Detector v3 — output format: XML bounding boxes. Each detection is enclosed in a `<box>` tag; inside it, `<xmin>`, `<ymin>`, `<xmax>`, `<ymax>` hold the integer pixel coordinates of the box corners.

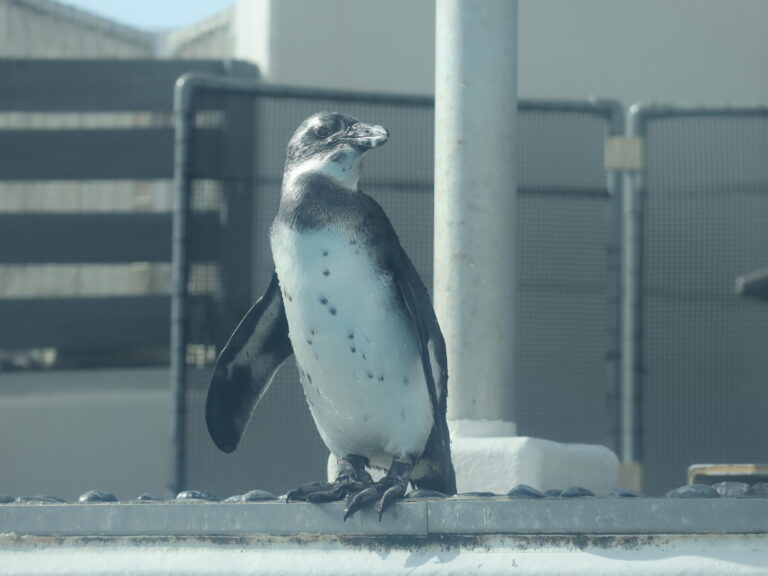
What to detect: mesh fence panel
<box><xmin>640</xmin><ymin>110</ymin><xmax>768</xmax><ymax>495</ymax></box>
<box><xmin>180</xmin><ymin>87</ymin><xmax>619</xmax><ymax>497</ymax></box>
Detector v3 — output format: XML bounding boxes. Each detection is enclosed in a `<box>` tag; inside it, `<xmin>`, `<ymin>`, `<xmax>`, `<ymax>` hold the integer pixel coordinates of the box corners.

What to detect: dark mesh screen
<box><xmin>640</xmin><ymin>112</ymin><xmax>768</xmax><ymax>495</ymax></box>
<box><xmin>180</xmin><ymin>88</ymin><xmax>619</xmax><ymax>497</ymax></box>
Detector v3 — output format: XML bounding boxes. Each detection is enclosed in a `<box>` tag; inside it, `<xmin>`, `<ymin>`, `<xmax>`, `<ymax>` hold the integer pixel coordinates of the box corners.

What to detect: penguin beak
<box><xmin>344</xmin><ymin>123</ymin><xmax>389</xmax><ymax>150</ymax></box>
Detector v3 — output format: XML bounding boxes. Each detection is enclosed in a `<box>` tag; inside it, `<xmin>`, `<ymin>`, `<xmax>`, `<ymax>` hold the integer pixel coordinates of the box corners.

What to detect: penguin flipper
<box><xmin>206</xmin><ymin>271</ymin><xmax>293</xmax><ymax>453</ymax></box>
<box><xmin>392</xmin><ymin>248</ymin><xmax>457</xmax><ymax>495</ymax></box>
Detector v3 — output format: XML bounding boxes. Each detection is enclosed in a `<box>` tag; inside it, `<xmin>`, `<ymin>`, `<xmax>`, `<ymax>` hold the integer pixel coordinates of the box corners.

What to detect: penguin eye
<box><xmin>314</xmin><ymin>126</ymin><xmax>332</xmax><ymax>139</ymax></box>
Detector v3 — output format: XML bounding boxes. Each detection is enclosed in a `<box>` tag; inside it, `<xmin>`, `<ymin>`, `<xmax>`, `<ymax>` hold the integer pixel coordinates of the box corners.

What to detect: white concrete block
<box><xmin>450</xmin><ymin>419</ymin><xmax>619</xmax><ymax>496</ymax></box>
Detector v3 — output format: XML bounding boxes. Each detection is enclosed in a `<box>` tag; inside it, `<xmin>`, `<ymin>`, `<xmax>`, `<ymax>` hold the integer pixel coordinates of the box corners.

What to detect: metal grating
<box><xmin>176</xmin><ymin>81</ymin><xmax>620</xmax><ymax>496</ymax></box>
<box><xmin>638</xmin><ymin>109</ymin><xmax>768</xmax><ymax>495</ymax></box>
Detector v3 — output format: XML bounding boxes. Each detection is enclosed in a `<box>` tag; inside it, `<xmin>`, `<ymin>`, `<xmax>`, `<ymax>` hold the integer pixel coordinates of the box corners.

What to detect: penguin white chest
<box><xmin>270</xmin><ymin>223</ymin><xmax>433</xmax><ymax>466</ymax></box>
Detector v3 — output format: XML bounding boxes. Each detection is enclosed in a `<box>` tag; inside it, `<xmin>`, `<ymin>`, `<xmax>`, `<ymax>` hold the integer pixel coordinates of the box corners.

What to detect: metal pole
<box><xmin>169</xmin><ymin>77</ymin><xmax>194</xmax><ymax>495</ymax></box>
<box><xmin>620</xmin><ymin>106</ymin><xmax>645</xmax><ymax>465</ymax></box>
<box><xmin>435</xmin><ymin>0</ymin><xmax>518</xmax><ymax>423</ymax></box>
<box><xmin>605</xmin><ymin>102</ymin><xmax>624</xmax><ymax>456</ymax></box>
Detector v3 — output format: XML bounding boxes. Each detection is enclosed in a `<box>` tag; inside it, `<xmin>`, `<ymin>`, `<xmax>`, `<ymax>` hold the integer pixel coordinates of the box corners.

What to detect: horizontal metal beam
<box><xmin>176</xmin><ymin>72</ymin><xmax>622</xmax><ymax>118</ymax></box>
<box><xmin>0</xmin><ymin>60</ymin><xmax>258</xmax><ymax>112</ymax></box>
<box><xmin>0</xmin><ymin>129</ymin><xmax>174</xmax><ymax>180</ymax></box>
<box><xmin>0</xmin><ymin>212</ymin><xmax>219</xmax><ymax>264</ymax></box>
<box><xmin>0</xmin><ymin>128</ymin><xmax>227</xmax><ymax>181</ymax></box>
<box><xmin>0</xmin><ymin>296</ymin><xmax>171</xmax><ymax>349</ymax></box>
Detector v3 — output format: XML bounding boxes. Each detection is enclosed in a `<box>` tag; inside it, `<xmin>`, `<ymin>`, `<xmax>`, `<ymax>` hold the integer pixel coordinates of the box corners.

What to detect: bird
<box><xmin>205</xmin><ymin>111</ymin><xmax>456</xmax><ymax>519</ymax></box>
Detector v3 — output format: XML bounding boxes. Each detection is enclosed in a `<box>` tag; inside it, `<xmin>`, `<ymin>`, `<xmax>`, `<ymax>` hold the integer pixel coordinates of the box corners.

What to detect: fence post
<box><xmin>620</xmin><ymin>105</ymin><xmax>646</xmax><ymax>484</ymax></box>
<box><xmin>170</xmin><ymin>76</ymin><xmax>195</xmax><ymax>496</ymax></box>
<box><xmin>434</xmin><ymin>0</ymin><xmax>518</xmax><ymax>425</ymax></box>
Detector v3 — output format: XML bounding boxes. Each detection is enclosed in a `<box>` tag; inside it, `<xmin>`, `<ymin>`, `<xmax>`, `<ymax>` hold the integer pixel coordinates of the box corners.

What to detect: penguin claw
<box><xmin>374</xmin><ymin>483</ymin><xmax>407</xmax><ymax>521</ymax></box>
<box><xmin>344</xmin><ymin>477</ymin><xmax>408</xmax><ymax>521</ymax></box>
<box><xmin>343</xmin><ymin>486</ymin><xmax>379</xmax><ymax>521</ymax></box>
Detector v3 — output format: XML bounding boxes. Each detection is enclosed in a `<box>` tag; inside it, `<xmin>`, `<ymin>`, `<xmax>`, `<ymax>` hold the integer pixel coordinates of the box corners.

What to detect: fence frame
<box><xmin>172</xmin><ymin>73</ymin><xmax>623</xmax><ymax>494</ymax></box>
<box><xmin>621</xmin><ymin>103</ymin><xmax>768</xmax><ymax>484</ymax></box>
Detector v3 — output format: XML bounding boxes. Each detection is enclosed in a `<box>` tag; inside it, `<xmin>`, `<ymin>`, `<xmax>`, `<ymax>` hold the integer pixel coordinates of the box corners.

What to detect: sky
<box><xmin>59</xmin><ymin>0</ymin><xmax>234</xmax><ymax>31</ymax></box>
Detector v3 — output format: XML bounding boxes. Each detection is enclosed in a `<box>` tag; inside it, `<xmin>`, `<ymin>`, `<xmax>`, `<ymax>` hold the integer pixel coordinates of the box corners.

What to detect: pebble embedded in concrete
<box><xmin>507</xmin><ymin>484</ymin><xmax>545</xmax><ymax>499</ymax></box>
<box><xmin>79</xmin><ymin>490</ymin><xmax>117</xmax><ymax>503</ymax></box>
<box><xmin>610</xmin><ymin>488</ymin><xmax>645</xmax><ymax>498</ymax></box>
<box><xmin>14</xmin><ymin>495</ymin><xmax>64</xmax><ymax>504</ymax></box>
<box><xmin>748</xmin><ymin>482</ymin><xmax>768</xmax><ymax>497</ymax></box>
<box><xmin>239</xmin><ymin>490</ymin><xmax>279</xmax><ymax>502</ymax></box>
<box><xmin>713</xmin><ymin>481</ymin><xmax>750</xmax><ymax>498</ymax></box>
<box><xmin>560</xmin><ymin>486</ymin><xmax>595</xmax><ymax>498</ymax></box>
<box><xmin>135</xmin><ymin>493</ymin><xmax>165</xmax><ymax>502</ymax></box>
<box><xmin>176</xmin><ymin>490</ymin><xmax>219</xmax><ymax>502</ymax></box>
<box><xmin>666</xmin><ymin>484</ymin><xmax>719</xmax><ymax>499</ymax></box>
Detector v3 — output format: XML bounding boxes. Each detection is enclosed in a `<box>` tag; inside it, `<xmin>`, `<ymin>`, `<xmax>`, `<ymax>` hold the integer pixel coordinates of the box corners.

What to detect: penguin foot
<box><xmin>286</xmin><ymin>455</ymin><xmax>372</xmax><ymax>503</ymax></box>
<box><xmin>286</xmin><ymin>479</ymin><xmax>369</xmax><ymax>503</ymax></box>
<box><xmin>343</xmin><ymin>476</ymin><xmax>408</xmax><ymax>521</ymax></box>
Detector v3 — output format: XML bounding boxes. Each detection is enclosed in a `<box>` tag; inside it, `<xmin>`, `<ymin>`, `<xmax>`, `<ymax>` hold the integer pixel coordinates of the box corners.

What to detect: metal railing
<box><xmin>172</xmin><ymin>75</ymin><xmax>622</xmax><ymax>495</ymax></box>
<box><xmin>622</xmin><ymin>104</ymin><xmax>768</xmax><ymax>494</ymax></box>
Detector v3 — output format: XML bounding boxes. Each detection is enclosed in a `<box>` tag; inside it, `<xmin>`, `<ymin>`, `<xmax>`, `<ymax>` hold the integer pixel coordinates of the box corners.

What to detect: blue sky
<box><xmin>59</xmin><ymin>0</ymin><xmax>234</xmax><ymax>31</ymax></box>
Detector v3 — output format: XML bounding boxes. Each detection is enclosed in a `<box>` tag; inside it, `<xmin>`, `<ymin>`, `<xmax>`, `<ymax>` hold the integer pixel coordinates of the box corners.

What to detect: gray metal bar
<box><xmin>0</xmin><ymin>213</ymin><xmax>217</xmax><ymax>264</ymax></box>
<box><xmin>0</xmin><ymin>129</ymin><xmax>174</xmax><ymax>181</ymax></box>
<box><xmin>170</xmin><ymin>79</ymin><xmax>194</xmax><ymax>496</ymax></box>
<box><xmin>174</xmin><ymin>72</ymin><xmax>624</xmax><ymax>117</ymax></box>
<box><xmin>0</xmin><ymin>296</ymin><xmax>172</xmax><ymax>349</ymax></box>
<box><xmin>620</xmin><ymin>102</ymin><xmax>768</xmax><ymax>121</ymax></box>
<box><xmin>0</xmin><ymin>60</ymin><xmax>258</xmax><ymax>112</ymax></box>
<box><xmin>619</xmin><ymin>104</ymin><xmax>647</xmax><ymax>464</ymax></box>
<box><xmin>604</xmin><ymin>101</ymin><xmax>625</xmax><ymax>455</ymax></box>
<box><xmin>0</xmin><ymin>128</ymin><xmax>233</xmax><ymax>181</ymax></box>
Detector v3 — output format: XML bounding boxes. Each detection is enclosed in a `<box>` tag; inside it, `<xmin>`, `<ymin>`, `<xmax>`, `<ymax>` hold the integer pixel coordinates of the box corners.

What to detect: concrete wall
<box><xmin>166</xmin><ymin>8</ymin><xmax>234</xmax><ymax>59</ymax></box>
<box><xmin>234</xmin><ymin>0</ymin><xmax>768</xmax><ymax>105</ymax></box>
<box><xmin>235</xmin><ymin>0</ymin><xmax>436</xmax><ymax>95</ymax></box>
<box><xmin>518</xmin><ymin>0</ymin><xmax>768</xmax><ymax>106</ymax></box>
<box><xmin>0</xmin><ymin>369</ymin><xmax>170</xmax><ymax>501</ymax></box>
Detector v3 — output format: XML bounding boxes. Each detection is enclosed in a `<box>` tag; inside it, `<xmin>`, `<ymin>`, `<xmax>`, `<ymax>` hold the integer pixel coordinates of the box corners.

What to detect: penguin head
<box><xmin>283</xmin><ymin>111</ymin><xmax>389</xmax><ymax>192</ymax></box>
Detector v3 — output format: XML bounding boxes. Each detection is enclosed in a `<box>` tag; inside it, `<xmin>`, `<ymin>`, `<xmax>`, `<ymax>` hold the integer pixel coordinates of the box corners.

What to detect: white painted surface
<box><xmin>234</xmin><ymin>0</ymin><xmax>272</xmax><ymax>75</ymax></box>
<box><xmin>0</xmin><ymin>369</ymin><xmax>170</xmax><ymax>500</ymax></box>
<box><xmin>2</xmin><ymin>534</ymin><xmax>767</xmax><ymax>575</ymax></box>
<box><xmin>450</xmin><ymin>434</ymin><xmax>619</xmax><ymax>496</ymax></box>
<box><xmin>434</xmin><ymin>0</ymin><xmax>518</xmax><ymax>423</ymax></box>
<box><xmin>234</xmin><ymin>0</ymin><xmax>436</xmax><ymax>94</ymax></box>
<box><xmin>232</xmin><ymin>0</ymin><xmax>768</xmax><ymax>105</ymax></box>
<box><xmin>518</xmin><ymin>0</ymin><xmax>768</xmax><ymax>106</ymax></box>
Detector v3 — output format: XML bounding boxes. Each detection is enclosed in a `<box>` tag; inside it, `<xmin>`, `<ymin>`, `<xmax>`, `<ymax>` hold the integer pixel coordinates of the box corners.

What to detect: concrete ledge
<box><xmin>2</xmin><ymin>500</ymin><xmax>768</xmax><ymax>576</ymax></box>
<box><xmin>2</xmin><ymin>498</ymin><xmax>768</xmax><ymax>537</ymax></box>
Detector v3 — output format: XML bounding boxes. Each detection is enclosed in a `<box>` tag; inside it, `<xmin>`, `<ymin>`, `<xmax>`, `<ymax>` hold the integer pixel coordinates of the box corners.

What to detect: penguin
<box><xmin>205</xmin><ymin>111</ymin><xmax>456</xmax><ymax>519</ymax></box>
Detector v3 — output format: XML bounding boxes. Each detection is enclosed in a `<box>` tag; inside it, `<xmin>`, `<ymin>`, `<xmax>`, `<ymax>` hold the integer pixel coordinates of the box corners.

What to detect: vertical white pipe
<box><xmin>435</xmin><ymin>0</ymin><xmax>518</xmax><ymax>423</ymax></box>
